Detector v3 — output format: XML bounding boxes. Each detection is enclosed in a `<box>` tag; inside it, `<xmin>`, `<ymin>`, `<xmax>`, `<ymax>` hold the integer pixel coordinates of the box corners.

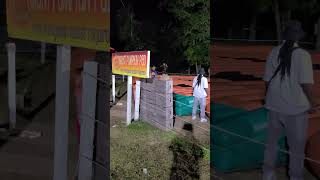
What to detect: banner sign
<box><xmin>6</xmin><ymin>0</ymin><xmax>110</xmax><ymax>51</ymax></box>
<box><xmin>112</xmin><ymin>51</ymin><xmax>150</xmax><ymax>78</ymax></box>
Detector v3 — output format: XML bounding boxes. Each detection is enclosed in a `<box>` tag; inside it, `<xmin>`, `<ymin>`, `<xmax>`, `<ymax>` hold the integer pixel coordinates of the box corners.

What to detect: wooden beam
<box><xmin>53</xmin><ymin>45</ymin><xmax>71</xmax><ymax>180</ymax></box>
<box><xmin>93</xmin><ymin>52</ymin><xmax>110</xmax><ymax>179</ymax></box>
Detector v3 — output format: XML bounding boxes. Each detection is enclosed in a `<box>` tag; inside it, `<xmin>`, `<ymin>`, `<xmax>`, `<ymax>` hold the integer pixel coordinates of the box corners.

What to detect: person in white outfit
<box><xmin>192</xmin><ymin>68</ymin><xmax>209</xmax><ymax>122</ymax></box>
<box><xmin>262</xmin><ymin>20</ymin><xmax>319</xmax><ymax>180</ymax></box>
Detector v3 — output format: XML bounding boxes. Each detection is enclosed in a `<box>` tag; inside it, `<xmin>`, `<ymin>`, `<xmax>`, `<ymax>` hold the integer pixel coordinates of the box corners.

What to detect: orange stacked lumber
<box><xmin>305</xmin><ymin>132</ymin><xmax>320</xmax><ymax>179</ymax></box>
<box><xmin>213</xmin><ymin>89</ymin><xmax>264</xmax><ymax>99</ymax></box>
<box><xmin>211</xmin><ymin>43</ymin><xmax>320</xmax><ymax>138</ymax></box>
<box><xmin>308</xmin><ymin>118</ymin><xmax>320</xmax><ymax>139</ymax></box>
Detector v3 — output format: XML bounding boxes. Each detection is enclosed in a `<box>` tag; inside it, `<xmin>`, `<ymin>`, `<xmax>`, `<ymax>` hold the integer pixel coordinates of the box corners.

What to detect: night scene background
<box><xmin>211</xmin><ymin>0</ymin><xmax>320</xmax><ymax>179</ymax></box>
<box><xmin>212</xmin><ymin>0</ymin><xmax>320</xmax><ymax>49</ymax></box>
<box><xmin>111</xmin><ymin>0</ymin><xmax>210</xmax><ymax>74</ymax></box>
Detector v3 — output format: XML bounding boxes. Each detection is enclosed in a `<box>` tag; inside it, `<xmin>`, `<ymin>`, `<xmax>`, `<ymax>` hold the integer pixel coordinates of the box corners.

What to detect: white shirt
<box><xmin>263</xmin><ymin>42</ymin><xmax>314</xmax><ymax>115</ymax></box>
<box><xmin>193</xmin><ymin>75</ymin><xmax>209</xmax><ymax>98</ymax></box>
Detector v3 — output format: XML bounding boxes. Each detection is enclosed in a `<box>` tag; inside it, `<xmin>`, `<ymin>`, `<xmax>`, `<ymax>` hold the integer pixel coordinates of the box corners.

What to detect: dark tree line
<box><xmin>212</xmin><ymin>0</ymin><xmax>320</xmax><ymax>49</ymax></box>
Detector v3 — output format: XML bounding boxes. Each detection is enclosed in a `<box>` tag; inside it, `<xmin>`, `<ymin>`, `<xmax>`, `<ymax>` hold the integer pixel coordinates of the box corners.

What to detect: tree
<box><xmin>246</xmin><ymin>0</ymin><xmax>272</xmax><ymax>40</ymax></box>
<box><xmin>272</xmin><ymin>0</ymin><xmax>319</xmax><ymax>42</ymax></box>
<box><xmin>114</xmin><ymin>3</ymin><xmax>145</xmax><ymax>51</ymax></box>
<box><xmin>167</xmin><ymin>0</ymin><xmax>210</xmax><ymax>72</ymax></box>
<box><xmin>273</xmin><ymin>0</ymin><xmax>282</xmax><ymax>42</ymax></box>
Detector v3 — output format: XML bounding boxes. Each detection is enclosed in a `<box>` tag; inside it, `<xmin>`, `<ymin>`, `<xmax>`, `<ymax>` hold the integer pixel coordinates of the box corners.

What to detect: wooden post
<box><xmin>78</xmin><ymin>61</ymin><xmax>98</xmax><ymax>180</ymax></box>
<box><xmin>53</xmin><ymin>45</ymin><xmax>71</xmax><ymax>180</ymax></box>
<box><xmin>127</xmin><ymin>76</ymin><xmax>133</xmax><ymax>125</ymax></box>
<box><xmin>93</xmin><ymin>52</ymin><xmax>110</xmax><ymax>179</ymax></box>
<box><xmin>6</xmin><ymin>43</ymin><xmax>16</xmax><ymax>129</ymax></box>
<box><xmin>134</xmin><ymin>81</ymin><xmax>141</xmax><ymax>121</ymax></box>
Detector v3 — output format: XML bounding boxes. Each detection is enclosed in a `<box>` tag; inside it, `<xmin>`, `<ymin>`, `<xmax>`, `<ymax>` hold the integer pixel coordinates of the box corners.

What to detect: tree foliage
<box><xmin>167</xmin><ymin>0</ymin><xmax>210</xmax><ymax>67</ymax></box>
<box><xmin>114</xmin><ymin>4</ymin><xmax>145</xmax><ymax>51</ymax></box>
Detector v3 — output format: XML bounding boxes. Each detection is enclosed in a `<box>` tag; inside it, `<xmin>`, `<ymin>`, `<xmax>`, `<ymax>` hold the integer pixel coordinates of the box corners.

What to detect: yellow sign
<box><xmin>112</xmin><ymin>51</ymin><xmax>150</xmax><ymax>78</ymax></box>
<box><xmin>6</xmin><ymin>0</ymin><xmax>110</xmax><ymax>51</ymax></box>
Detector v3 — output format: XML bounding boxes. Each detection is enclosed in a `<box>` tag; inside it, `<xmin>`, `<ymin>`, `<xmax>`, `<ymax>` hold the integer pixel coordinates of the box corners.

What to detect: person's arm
<box><xmin>301</xmin><ymin>84</ymin><xmax>314</xmax><ymax>104</ymax></box>
<box><xmin>204</xmin><ymin>78</ymin><xmax>209</xmax><ymax>95</ymax></box>
<box><xmin>299</xmin><ymin>52</ymin><xmax>318</xmax><ymax>112</ymax></box>
<box><xmin>204</xmin><ymin>88</ymin><xmax>209</xmax><ymax>96</ymax></box>
<box><xmin>301</xmin><ymin>84</ymin><xmax>318</xmax><ymax>112</ymax></box>
<box><xmin>263</xmin><ymin>48</ymin><xmax>276</xmax><ymax>97</ymax></box>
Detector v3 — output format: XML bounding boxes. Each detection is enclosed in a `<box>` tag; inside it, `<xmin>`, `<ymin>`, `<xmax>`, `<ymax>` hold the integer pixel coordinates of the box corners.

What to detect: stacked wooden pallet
<box><xmin>140</xmin><ymin>79</ymin><xmax>173</xmax><ymax>131</ymax></box>
<box><xmin>134</xmin><ymin>75</ymin><xmax>211</xmax><ymax>116</ymax></box>
<box><xmin>211</xmin><ymin>44</ymin><xmax>320</xmax><ymax>138</ymax></box>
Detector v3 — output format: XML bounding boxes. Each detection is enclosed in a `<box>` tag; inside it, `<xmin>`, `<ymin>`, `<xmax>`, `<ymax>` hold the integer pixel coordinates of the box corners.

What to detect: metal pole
<box><xmin>127</xmin><ymin>76</ymin><xmax>132</xmax><ymax>125</ymax></box>
<box><xmin>134</xmin><ymin>81</ymin><xmax>141</xmax><ymax>121</ymax></box>
<box><xmin>112</xmin><ymin>75</ymin><xmax>116</xmax><ymax>102</ymax></box>
<box><xmin>78</xmin><ymin>61</ymin><xmax>98</xmax><ymax>180</ymax></box>
<box><xmin>53</xmin><ymin>45</ymin><xmax>71</xmax><ymax>180</ymax></box>
<box><xmin>6</xmin><ymin>43</ymin><xmax>16</xmax><ymax>130</ymax></box>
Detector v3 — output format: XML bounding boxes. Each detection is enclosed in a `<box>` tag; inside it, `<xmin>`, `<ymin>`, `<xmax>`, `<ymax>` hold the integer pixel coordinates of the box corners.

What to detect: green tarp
<box><xmin>212</xmin><ymin>140</ymin><xmax>287</xmax><ymax>172</ymax></box>
<box><xmin>211</xmin><ymin>103</ymin><xmax>246</xmax><ymax>123</ymax></box>
<box><xmin>174</xmin><ymin>94</ymin><xmax>199</xmax><ymax>116</ymax></box>
<box><xmin>213</xmin><ymin>108</ymin><xmax>268</xmax><ymax>146</ymax></box>
<box><xmin>210</xmin><ymin>104</ymin><xmax>289</xmax><ymax>173</ymax></box>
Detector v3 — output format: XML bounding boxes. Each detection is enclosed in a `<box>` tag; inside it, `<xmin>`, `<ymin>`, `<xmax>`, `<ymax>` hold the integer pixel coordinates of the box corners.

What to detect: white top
<box><xmin>263</xmin><ymin>42</ymin><xmax>314</xmax><ymax>115</ymax></box>
<box><xmin>192</xmin><ymin>76</ymin><xmax>209</xmax><ymax>98</ymax></box>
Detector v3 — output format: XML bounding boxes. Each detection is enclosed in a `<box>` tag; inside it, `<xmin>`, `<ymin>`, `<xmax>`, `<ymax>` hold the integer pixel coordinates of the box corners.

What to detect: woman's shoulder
<box><xmin>293</xmin><ymin>48</ymin><xmax>311</xmax><ymax>58</ymax></box>
<box><xmin>296</xmin><ymin>47</ymin><xmax>310</xmax><ymax>54</ymax></box>
<box><xmin>202</xmin><ymin>76</ymin><xmax>208</xmax><ymax>80</ymax></box>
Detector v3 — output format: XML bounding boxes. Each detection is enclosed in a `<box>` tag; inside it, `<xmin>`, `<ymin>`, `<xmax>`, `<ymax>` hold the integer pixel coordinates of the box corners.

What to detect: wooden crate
<box><xmin>154</xmin><ymin>79</ymin><xmax>173</xmax><ymax>94</ymax></box>
<box><xmin>155</xmin><ymin>93</ymin><xmax>173</xmax><ymax>108</ymax></box>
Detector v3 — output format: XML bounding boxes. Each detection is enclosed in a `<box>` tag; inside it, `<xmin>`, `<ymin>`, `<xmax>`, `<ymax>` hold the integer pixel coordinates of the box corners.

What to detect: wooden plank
<box><xmin>93</xmin><ymin>55</ymin><xmax>110</xmax><ymax>179</ymax></box>
<box><xmin>78</xmin><ymin>61</ymin><xmax>98</xmax><ymax>180</ymax></box>
<box><xmin>53</xmin><ymin>45</ymin><xmax>71</xmax><ymax>180</ymax></box>
<box><xmin>6</xmin><ymin>43</ymin><xmax>16</xmax><ymax>129</ymax></box>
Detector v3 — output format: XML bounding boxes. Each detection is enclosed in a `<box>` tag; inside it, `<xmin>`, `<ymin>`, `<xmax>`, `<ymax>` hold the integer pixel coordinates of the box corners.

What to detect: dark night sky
<box><xmin>0</xmin><ymin>0</ymin><xmax>6</xmax><ymax>31</ymax></box>
<box><xmin>212</xmin><ymin>1</ymin><xmax>276</xmax><ymax>39</ymax></box>
<box><xmin>0</xmin><ymin>0</ymin><xmax>7</xmax><ymax>46</ymax></box>
<box><xmin>211</xmin><ymin>0</ymin><xmax>319</xmax><ymax>43</ymax></box>
<box><xmin>0</xmin><ymin>0</ymin><xmax>5</xmax><ymax>22</ymax></box>
<box><xmin>111</xmin><ymin>0</ymin><xmax>191</xmax><ymax>71</ymax></box>
<box><xmin>111</xmin><ymin>0</ymin><xmax>171</xmax><ymax>50</ymax></box>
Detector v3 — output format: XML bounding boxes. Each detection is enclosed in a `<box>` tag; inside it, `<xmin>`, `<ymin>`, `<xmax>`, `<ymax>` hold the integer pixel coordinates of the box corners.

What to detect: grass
<box><xmin>111</xmin><ymin>121</ymin><xmax>210</xmax><ymax>179</ymax></box>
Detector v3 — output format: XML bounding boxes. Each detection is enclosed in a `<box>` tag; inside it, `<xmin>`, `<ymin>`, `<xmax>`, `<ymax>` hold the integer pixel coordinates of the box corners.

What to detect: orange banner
<box><xmin>6</xmin><ymin>0</ymin><xmax>110</xmax><ymax>51</ymax></box>
<box><xmin>112</xmin><ymin>51</ymin><xmax>150</xmax><ymax>78</ymax></box>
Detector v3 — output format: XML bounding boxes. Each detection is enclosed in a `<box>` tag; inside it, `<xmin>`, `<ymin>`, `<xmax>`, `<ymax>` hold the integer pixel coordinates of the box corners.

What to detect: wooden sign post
<box><xmin>53</xmin><ymin>45</ymin><xmax>71</xmax><ymax>180</ymax></box>
<box><xmin>6</xmin><ymin>43</ymin><xmax>16</xmax><ymax>130</ymax></box>
<box><xmin>112</xmin><ymin>51</ymin><xmax>150</xmax><ymax>125</ymax></box>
